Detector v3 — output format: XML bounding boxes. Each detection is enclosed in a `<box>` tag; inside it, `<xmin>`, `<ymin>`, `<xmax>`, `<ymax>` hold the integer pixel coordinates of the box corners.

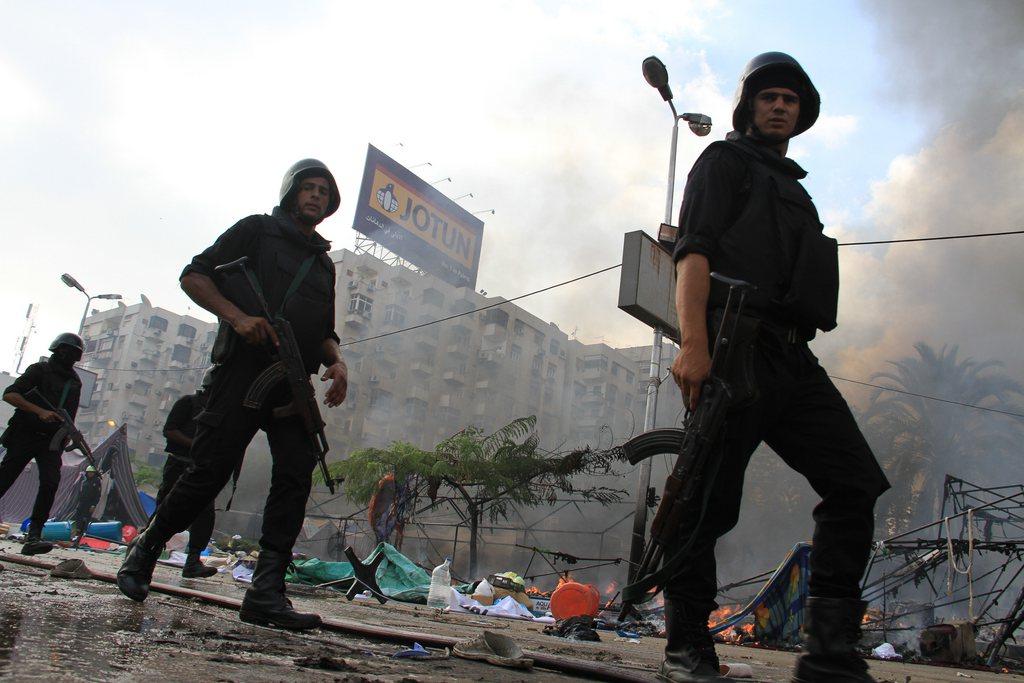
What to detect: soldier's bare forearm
<box><xmin>675</xmin><ymin>254</ymin><xmax>711</xmax><ymax>350</ymax></box>
<box><xmin>181</xmin><ymin>273</ymin><xmax>247</xmax><ymax>327</ymax></box>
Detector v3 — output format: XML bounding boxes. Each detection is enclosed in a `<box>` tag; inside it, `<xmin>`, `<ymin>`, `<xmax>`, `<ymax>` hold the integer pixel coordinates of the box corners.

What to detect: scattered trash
<box><xmin>872</xmin><ymin>642</ymin><xmax>902</xmax><ymax>660</ymax></box>
<box><xmin>453</xmin><ymin>630</ymin><xmax>533</xmax><ymax>670</ymax></box>
<box><xmin>615</xmin><ymin>628</ymin><xmax>640</xmax><ymax>639</ymax></box>
<box><xmin>472</xmin><ymin>578</ymin><xmax>495</xmax><ymax>606</ymax></box>
<box><xmin>720</xmin><ymin>662</ymin><xmax>754</xmax><ymax>678</ymax></box>
<box><xmin>392</xmin><ymin>642</ymin><xmax>450</xmax><ymax>660</ymax></box>
<box><xmin>550</xmin><ymin>580</ymin><xmax>600</xmax><ymax>619</ymax></box>
<box><xmin>543</xmin><ymin>616</ymin><xmax>601</xmax><ymax>642</ymax></box>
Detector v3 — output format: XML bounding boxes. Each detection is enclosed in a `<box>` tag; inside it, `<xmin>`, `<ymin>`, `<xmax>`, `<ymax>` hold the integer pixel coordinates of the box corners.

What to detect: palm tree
<box><xmin>862</xmin><ymin>343</ymin><xmax>1024</xmax><ymax>533</ymax></box>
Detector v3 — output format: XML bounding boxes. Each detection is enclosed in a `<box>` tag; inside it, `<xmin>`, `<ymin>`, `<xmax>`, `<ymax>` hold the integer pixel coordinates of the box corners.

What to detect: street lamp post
<box><xmin>627</xmin><ymin>57</ymin><xmax>712</xmax><ymax>579</ymax></box>
<box><xmin>61</xmin><ymin>273</ymin><xmax>123</xmax><ymax>336</ymax></box>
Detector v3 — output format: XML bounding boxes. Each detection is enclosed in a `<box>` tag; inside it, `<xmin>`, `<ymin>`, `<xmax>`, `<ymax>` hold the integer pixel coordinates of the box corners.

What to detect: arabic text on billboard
<box><xmin>353</xmin><ymin>144</ymin><xmax>484</xmax><ymax>289</ymax></box>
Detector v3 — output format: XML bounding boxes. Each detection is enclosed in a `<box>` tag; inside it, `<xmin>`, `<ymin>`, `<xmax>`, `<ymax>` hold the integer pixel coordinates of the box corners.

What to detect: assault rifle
<box><xmin>215</xmin><ymin>256</ymin><xmax>335</xmax><ymax>495</ymax></box>
<box><xmin>25</xmin><ymin>387</ymin><xmax>100</xmax><ymax>472</ymax></box>
<box><xmin>619</xmin><ymin>273</ymin><xmax>754</xmax><ymax>619</ymax></box>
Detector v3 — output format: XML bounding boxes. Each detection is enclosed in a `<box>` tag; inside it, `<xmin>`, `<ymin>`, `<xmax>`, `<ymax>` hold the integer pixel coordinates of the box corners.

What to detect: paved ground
<box><xmin>0</xmin><ymin>540</ymin><xmax>1021</xmax><ymax>682</ymax></box>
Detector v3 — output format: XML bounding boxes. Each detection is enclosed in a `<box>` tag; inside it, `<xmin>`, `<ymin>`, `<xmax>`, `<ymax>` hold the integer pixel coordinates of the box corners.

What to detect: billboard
<box><xmin>353</xmin><ymin>144</ymin><xmax>485</xmax><ymax>289</ymax></box>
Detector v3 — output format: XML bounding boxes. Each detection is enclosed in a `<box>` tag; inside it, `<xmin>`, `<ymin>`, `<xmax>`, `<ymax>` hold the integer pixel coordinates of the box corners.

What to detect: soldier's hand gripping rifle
<box><xmin>214</xmin><ymin>256</ymin><xmax>335</xmax><ymax>495</ymax></box>
<box><xmin>619</xmin><ymin>273</ymin><xmax>754</xmax><ymax>619</ymax></box>
<box><xmin>25</xmin><ymin>387</ymin><xmax>100</xmax><ymax>473</ymax></box>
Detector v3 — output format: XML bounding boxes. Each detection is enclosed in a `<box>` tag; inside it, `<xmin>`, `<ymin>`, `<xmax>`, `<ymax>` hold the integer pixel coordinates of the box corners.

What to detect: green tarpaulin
<box><xmin>286</xmin><ymin>542</ymin><xmax>440</xmax><ymax>603</ymax></box>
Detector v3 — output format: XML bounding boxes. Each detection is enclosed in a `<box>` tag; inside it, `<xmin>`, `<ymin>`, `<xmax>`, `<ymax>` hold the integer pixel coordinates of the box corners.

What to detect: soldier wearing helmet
<box><xmin>117</xmin><ymin>160</ymin><xmax>348</xmax><ymax>631</ymax></box>
<box><xmin>665</xmin><ymin>53</ymin><xmax>888</xmax><ymax>682</ymax></box>
<box><xmin>153</xmin><ymin>370</ymin><xmax>219</xmax><ymax>578</ymax></box>
<box><xmin>71</xmin><ymin>464</ymin><xmax>102</xmax><ymax>549</ymax></box>
<box><xmin>0</xmin><ymin>333</ymin><xmax>84</xmax><ymax>556</ymax></box>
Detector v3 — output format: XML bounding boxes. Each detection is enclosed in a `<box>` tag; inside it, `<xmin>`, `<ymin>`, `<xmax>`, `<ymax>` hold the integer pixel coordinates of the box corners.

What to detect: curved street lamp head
<box><xmin>642</xmin><ymin>56</ymin><xmax>673</xmax><ymax>102</ymax></box>
<box><xmin>95</xmin><ymin>294</ymin><xmax>123</xmax><ymax>301</ymax></box>
<box><xmin>61</xmin><ymin>273</ymin><xmax>87</xmax><ymax>294</ymax></box>
<box><xmin>681</xmin><ymin>112</ymin><xmax>713</xmax><ymax>137</ymax></box>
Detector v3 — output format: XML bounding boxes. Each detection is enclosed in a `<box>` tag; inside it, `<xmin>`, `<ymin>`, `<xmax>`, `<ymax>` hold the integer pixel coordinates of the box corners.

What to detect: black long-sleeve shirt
<box><xmin>4</xmin><ymin>358</ymin><xmax>82</xmax><ymax>437</ymax></box>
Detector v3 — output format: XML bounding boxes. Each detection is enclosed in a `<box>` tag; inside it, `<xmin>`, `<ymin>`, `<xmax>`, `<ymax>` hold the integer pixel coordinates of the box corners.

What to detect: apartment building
<box><xmin>327</xmin><ymin>248</ymin><xmax>659</xmax><ymax>455</ymax></box>
<box><xmin>76</xmin><ymin>299</ymin><xmax>217</xmax><ymax>465</ymax></box>
<box><xmin>71</xmin><ymin>248</ymin><xmax>680</xmax><ymax>472</ymax></box>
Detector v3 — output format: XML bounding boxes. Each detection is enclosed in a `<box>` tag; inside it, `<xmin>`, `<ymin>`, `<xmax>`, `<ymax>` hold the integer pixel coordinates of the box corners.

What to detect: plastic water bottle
<box><xmin>426</xmin><ymin>556</ymin><xmax>452</xmax><ymax>609</ymax></box>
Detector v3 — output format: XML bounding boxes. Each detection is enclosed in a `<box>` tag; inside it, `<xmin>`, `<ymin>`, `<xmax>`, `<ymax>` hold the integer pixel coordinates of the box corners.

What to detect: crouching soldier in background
<box><xmin>117</xmin><ymin>159</ymin><xmax>348</xmax><ymax>631</ymax></box>
<box><xmin>158</xmin><ymin>374</ymin><xmax>219</xmax><ymax>578</ymax></box>
<box><xmin>0</xmin><ymin>333</ymin><xmax>84</xmax><ymax>555</ymax></box>
<box><xmin>71</xmin><ymin>465</ymin><xmax>102</xmax><ymax>548</ymax></box>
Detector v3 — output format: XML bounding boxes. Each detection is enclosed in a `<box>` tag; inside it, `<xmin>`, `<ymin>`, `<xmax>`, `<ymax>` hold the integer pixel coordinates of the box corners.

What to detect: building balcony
<box><xmin>582</xmin><ymin>391</ymin><xmax>606</xmax><ymax>405</ymax></box>
<box><xmin>407</xmin><ymin>386</ymin><xmax>430</xmax><ymax>403</ymax></box>
<box><xmin>478</xmin><ymin>349</ymin><xmax>503</xmax><ymax>364</ymax></box>
<box><xmin>442</xmin><ymin>369</ymin><xmax>466</xmax><ymax>385</ymax></box>
<box><xmin>344</xmin><ymin>310</ymin><xmax>372</xmax><ymax>329</ymax></box>
<box><xmin>409</xmin><ymin>360</ymin><xmax>434</xmax><ymax>376</ymax></box>
<box><xmin>445</xmin><ymin>343</ymin><xmax>468</xmax><ymax>358</ymax></box>
<box><xmin>482</xmin><ymin>323</ymin><xmax>507</xmax><ymax>340</ymax></box>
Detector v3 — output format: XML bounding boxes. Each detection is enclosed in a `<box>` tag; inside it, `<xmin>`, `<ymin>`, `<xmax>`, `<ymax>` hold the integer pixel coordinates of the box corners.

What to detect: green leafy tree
<box><xmin>862</xmin><ymin>343</ymin><xmax>1024</xmax><ymax>533</ymax></box>
<box><xmin>328</xmin><ymin>416</ymin><xmax>624</xmax><ymax>577</ymax></box>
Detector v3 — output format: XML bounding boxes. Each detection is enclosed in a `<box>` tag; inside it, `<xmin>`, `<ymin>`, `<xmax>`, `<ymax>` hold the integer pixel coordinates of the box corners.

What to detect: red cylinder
<box><xmin>550</xmin><ymin>581</ymin><xmax>600</xmax><ymax>619</ymax></box>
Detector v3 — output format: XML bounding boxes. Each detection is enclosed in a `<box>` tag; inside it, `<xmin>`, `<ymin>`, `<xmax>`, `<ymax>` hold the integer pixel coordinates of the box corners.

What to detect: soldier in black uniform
<box><xmin>158</xmin><ymin>377</ymin><xmax>218</xmax><ymax>578</ymax></box>
<box><xmin>0</xmin><ymin>333</ymin><xmax>84</xmax><ymax>556</ymax></box>
<box><xmin>72</xmin><ymin>465</ymin><xmax>102</xmax><ymax>548</ymax></box>
<box><xmin>664</xmin><ymin>54</ymin><xmax>890</xmax><ymax>682</ymax></box>
<box><xmin>117</xmin><ymin>159</ymin><xmax>348</xmax><ymax>631</ymax></box>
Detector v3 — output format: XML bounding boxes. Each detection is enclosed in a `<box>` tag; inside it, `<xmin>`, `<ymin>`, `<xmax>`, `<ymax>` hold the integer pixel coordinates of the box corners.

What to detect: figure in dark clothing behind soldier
<box><xmin>0</xmin><ymin>333</ymin><xmax>84</xmax><ymax>556</ymax></box>
<box><xmin>117</xmin><ymin>159</ymin><xmax>348</xmax><ymax>631</ymax></box>
<box><xmin>663</xmin><ymin>53</ymin><xmax>890</xmax><ymax>682</ymax></box>
<box><xmin>72</xmin><ymin>465</ymin><xmax>102</xmax><ymax>548</ymax></box>
<box><xmin>158</xmin><ymin>376</ymin><xmax>218</xmax><ymax>578</ymax></box>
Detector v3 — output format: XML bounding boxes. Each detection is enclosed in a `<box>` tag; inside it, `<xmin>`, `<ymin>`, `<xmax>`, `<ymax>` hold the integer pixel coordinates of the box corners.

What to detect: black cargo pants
<box><xmin>664</xmin><ymin>330</ymin><xmax>891</xmax><ymax>615</ymax></box>
<box><xmin>156</xmin><ymin>455</ymin><xmax>216</xmax><ymax>554</ymax></box>
<box><xmin>0</xmin><ymin>431</ymin><xmax>62</xmax><ymax>533</ymax></box>
<box><xmin>148</xmin><ymin>347</ymin><xmax>317</xmax><ymax>554</ymax></box>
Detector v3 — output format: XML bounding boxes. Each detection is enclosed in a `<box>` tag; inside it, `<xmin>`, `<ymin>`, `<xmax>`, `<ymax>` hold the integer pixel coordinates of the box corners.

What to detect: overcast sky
<box><xmin>2</xmin><ymin>1</ymin><xmax>1021</xmax><ymax>404</ymax></box>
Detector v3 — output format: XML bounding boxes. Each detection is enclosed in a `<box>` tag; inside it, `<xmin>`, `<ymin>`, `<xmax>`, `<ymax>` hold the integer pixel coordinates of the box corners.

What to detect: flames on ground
<box><xmin>710</xmin><ymin>604</ymin><xmax>757</xmax><ymax>645</ymax></box>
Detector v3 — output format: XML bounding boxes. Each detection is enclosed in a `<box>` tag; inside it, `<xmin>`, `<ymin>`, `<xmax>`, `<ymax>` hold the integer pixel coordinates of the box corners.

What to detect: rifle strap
<box><xmin>279</xmin><ymin>255</ymin><xmax>316</xmax><ymax>315</ymax></box>
<box><xmin>58</xmin><ymin>380</ymin><xmax>72</xmax><ymax>410</ymax></box>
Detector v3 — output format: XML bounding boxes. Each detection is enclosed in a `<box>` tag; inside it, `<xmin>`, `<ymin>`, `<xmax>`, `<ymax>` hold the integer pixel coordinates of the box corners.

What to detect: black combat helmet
<box><xmin>732</xmin><ymin>52</ymin><xmax>820</xmax><ymax>137</ymax></box>
<box><xmin>279</xmin><ymin>159</ymin><xmax>341</xmax><ymax>219</ymax></box>
<box><xmin>49</xmin><ymin>332</ymin><xmax>84</xmax><ymax>353</ymax></box>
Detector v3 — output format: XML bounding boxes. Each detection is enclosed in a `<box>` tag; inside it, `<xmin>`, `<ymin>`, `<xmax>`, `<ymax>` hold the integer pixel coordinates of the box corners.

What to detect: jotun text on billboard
<box><xmin>353</xmin><ymin>144</ymin><xmax>485</xmax><ymax>289</ymax></box>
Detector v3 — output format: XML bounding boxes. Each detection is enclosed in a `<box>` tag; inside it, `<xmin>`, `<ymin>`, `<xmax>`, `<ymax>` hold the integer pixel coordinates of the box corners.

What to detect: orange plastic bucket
<box><xmin>549</xmin><ymin>581</ymin><xmax>600</xmax><ymax>619</ymax></box>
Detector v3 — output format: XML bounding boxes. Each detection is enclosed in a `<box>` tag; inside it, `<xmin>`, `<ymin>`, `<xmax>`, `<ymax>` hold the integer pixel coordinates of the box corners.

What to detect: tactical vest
<box><xmin>708</xmin><ymin>138</ymin><xmax>839</xmax><ymax>334</ymax></box>
<box><xmin>212</xmin><ymin>214</ymin><xmax>335</xmax><ymax>374</ymax></box>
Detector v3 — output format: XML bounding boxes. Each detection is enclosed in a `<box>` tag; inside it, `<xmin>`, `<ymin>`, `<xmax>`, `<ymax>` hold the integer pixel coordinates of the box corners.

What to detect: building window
<box><xmin>513</xmin><ymin>320</ymin><xmax>525</xmax><ymax>337</ymax></box>
<box><xmin>177</xmin><ymin>324</ymin><xmax>197</xmax><ymax>339</ymax></box>
<box><xmin>626</xmin><ymin>371</ymin><xmax>635</xmax><ymax>385</ymax></box>
<box><xmin>148</xmin><ymin>316</ymin><xmax>168</xmax><ymax>332</ymax></box>
<box><xmin>171</xmin><ymin>345</ymin><xmax>191</xmax><ymax>364</ymax></box>
<box><xmin>349</xmin><ymin>293</ymin><xmax>373</xmax><ymax>318</ymax></box>
<box><xmin>549</xmin><ymin>339</ymin><xmax>559</xmax><ymax>355</ymax></box>
<box><xmin>531</xmin><ymin>355</ymin><xmax>542</xmax><ymax>372</ymax></box>
<box><xmin>576</xmin><ymin>358</ymin><xmax>584</xmax><ymax>373</ymax></box>
<box><xmin>584</xmin><ymin>355</ymin><xmax>609</xmax><ymax>371</ymax></box>
<box><xmin>611</xmin><ymin>363</ymin><xmax>620</xmax><ymax>377</ymax></box>
<box><xmin>546</xmin><ymin>363</ymin><xmax>556</xmax><ymax>379</ymax></box>
<box><xmin>384</xmin><ymin>304</ymin><xmax>406</xmax><ymax>326</ymax></box>
<box><xmin>510</xmin><ymin>345</ymin><xmax>522</xmax><ymax>361</ymax></box>
<box><xmin>85</xmin><ymin>339</ymin><xmax>97</xmax><ymax>353</ymax></box>
<box><xmin>534</xmin><ymin>330</ymin><xmax>544</xmax><ymax>346</ymax></box>
<box><xmin>422</xmin><ymin>289</ymin><xmax>444</xmax><ymax>308</ymax></box>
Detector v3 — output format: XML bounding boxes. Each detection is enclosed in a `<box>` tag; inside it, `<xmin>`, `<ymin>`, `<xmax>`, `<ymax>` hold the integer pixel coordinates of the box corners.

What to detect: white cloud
<box><xmin>0</xmin><ymin>59</ymin><xmax>48</xmax><ymax>142</ymax></box>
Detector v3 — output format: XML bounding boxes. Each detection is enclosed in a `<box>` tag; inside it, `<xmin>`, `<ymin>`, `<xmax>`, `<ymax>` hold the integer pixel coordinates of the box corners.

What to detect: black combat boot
<box><xmin>115</xmin><ymin>527</ymin><xmax>165</xmax><ymax>602</ymax></box>
<box><xmin>21</xmin><ymin>522</ymin><xmax>54</xmax><ymax>556</ymax></box>
<box><xmin>792</xmin><ymin>597</ymin><xmax>875</xmax><ymax>682</ymax></box>
<box><xmin>658</xmin><ymin>600</ymin><xmax>724</xmax><ymax>682</ymax></box>
<box><xmin>181</xmin><ymin>551</ymin><xmax>218</xmax><ymax>578</ymax></box>
<box><xmin>239</xmin><ymin>549</ymin><xmax>321</xmax><ymax>631</ymax></box>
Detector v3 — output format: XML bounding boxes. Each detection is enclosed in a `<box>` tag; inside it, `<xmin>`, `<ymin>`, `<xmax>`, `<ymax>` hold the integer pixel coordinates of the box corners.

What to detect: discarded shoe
<box><xmin>453</xmin><ymin>631</ymin><xmax>533</xmax><ymax>670</ymax></box>
<box><xmin>50</xmin><ymin>559</ymin><xmax>92</xmax><ymax>579</ymax></box>
<box><xmin>21</xmin><ymin>536</ymin><xmax>54</xmax><ymax>556</ymax></box>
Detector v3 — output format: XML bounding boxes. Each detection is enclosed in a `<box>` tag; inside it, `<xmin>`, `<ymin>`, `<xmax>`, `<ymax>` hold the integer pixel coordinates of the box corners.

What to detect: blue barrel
<box><xmin>41</xmin><ymin>521</ymin><xmax>73</xmax><ymax>541</ymax></box>
<box><xmin>87</xmin><ymin>521</ymin><xmax>123</xmax><ymax>542</ymax></box>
